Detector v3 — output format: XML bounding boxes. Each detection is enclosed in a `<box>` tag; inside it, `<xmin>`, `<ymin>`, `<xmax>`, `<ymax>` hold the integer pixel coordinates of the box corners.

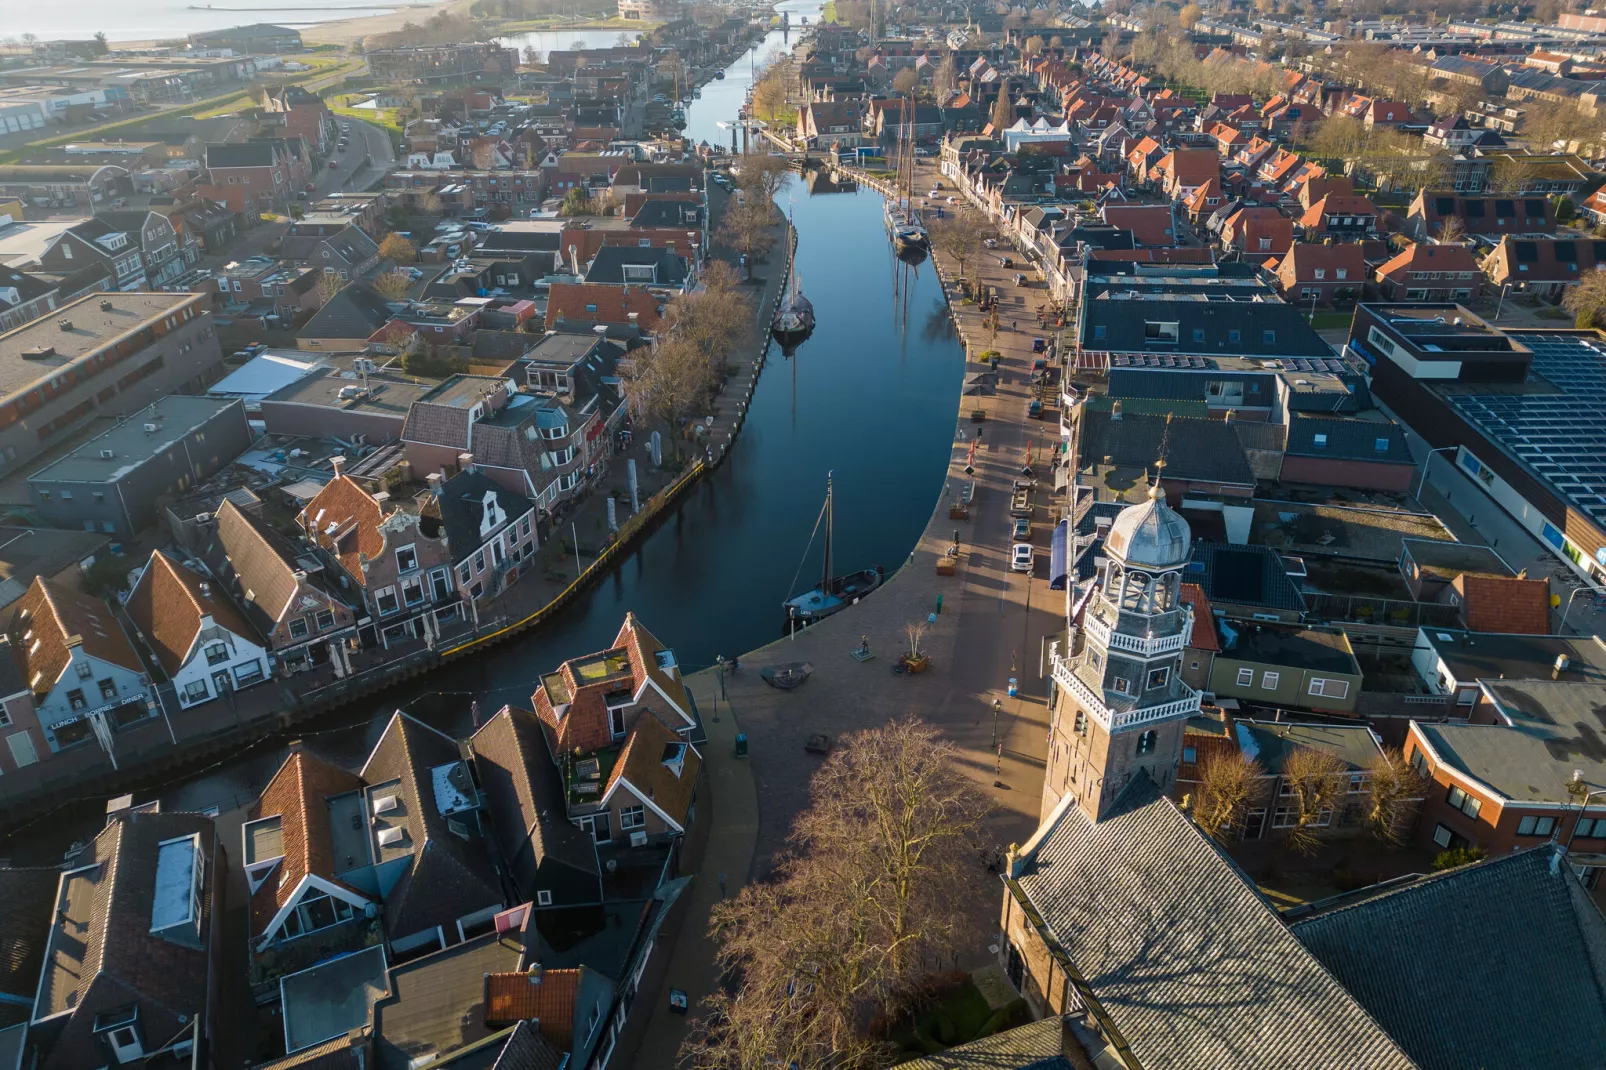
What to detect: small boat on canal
<box><xmin>771</xmin><ymin>266</ymin><xmax>815</xmax><ymax>350</ymax></box>
<box><xmin>784</xmin><ymin>473</ymin><xmax>883</xmax><ymax>632</ymax></box>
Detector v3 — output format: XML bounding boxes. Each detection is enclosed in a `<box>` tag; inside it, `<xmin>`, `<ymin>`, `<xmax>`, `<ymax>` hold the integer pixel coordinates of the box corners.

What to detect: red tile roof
<box><xmin>546</xmin><ymin>282</ymin><xmax>664</xmax><ymax>333</ymax></box>
<box><xmin>1180</xmin><ymin>583</ymin><xmax>1220</xmax><ymax>652</ymax></box>
<box><xmin>485</xmin><ymin>969</ymin><xmax>580</xmax><ymax>1049</ymax></box>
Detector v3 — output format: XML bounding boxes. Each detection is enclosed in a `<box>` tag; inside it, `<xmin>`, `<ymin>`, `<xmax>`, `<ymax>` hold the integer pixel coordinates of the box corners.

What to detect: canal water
<box><xmin>0</xmin><ymin>0</ymin><xmax>967</xmax><ymax>845</ymax></box>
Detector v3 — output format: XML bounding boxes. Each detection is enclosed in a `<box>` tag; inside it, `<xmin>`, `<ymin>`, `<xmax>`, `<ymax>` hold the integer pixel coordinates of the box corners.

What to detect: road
<box><xmin>195</xmin><ymin>113</ymin><xmax>395</xmax><ymax>270</ymax></box>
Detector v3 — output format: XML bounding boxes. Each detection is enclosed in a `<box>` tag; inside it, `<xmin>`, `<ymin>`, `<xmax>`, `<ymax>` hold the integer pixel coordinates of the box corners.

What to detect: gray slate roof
<box><xmin>434</xmin><ymin>470</ymin><xmax>531</xmax><ymax>556</ymax></box>
<box><xmin>1013</xmin><ymin>777</ymin><xmax>1417</xmax><ymax>1070</ymax></box>
<box><xmin>1292</xmin><ymin>845</ymin><xmax>1606</xmax><ymax>1070</ymax></box>
<box><xmin>1189</xmin><ymin>540</ymin><xmax>1307</xmax><ymax>612</ymax></box>
<box><xmin>1079</xmin><ymin>410</ymin><xmax>1257</xmax><ymax>487</ymax></box>
<box><xmin>296</xmin><ymin>284</ymin><xmax>393</xmax><ymax>341</ymax></box>
<box><xmin>894</xmin><ymin>1017</ymin><xmax>1076</xmax><ymax>1069</ymax></box>
<box><xmin>1083</xmin><ymin>299</ymin><xmax>1333</xmax><ymax>358</ymax></box>
<box><xmin>1284</xmin><ymin>414</ymin><xmax>1412</xmax><ymax>464</ymax></box>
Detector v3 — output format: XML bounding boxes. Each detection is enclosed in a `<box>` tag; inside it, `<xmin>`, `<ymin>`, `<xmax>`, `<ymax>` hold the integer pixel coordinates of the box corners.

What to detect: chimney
<box><xmin>1005</xmin><ymin>842</ymin><xmax>1027</xmax><ymax>878</ymax></box>
<box><xmin>458</xmin><ymin>451</ymin><xmax>474</xmax><ymax>472</ymax></box>
<box><xmin>199</xmin><ymin>581</ymin><xmax>211</xmax><ymax>599</ymax></box>
<box><xmin>427</xmin><ymin>471</ymin><xmax>444</xmax><ymax>497</ymax></box>
<box><xmin>1554</xmin><ymin>653</ymin><xmax>1571</xmax><ymax>678</ymax></box>
<box><xmin>330</xmin><ymin>454</ymin><xmax>346</xmax><ymax>478</ymax></box>
<box><xmin>1110</xmin><ymin>400</ymin><xmax>1122</xmax><ymax>421</ymax></box>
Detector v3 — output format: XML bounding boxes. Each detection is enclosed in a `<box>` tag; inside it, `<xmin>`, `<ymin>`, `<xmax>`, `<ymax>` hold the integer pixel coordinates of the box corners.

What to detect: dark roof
<box><xmin>468</xmin><ymin>707</ymin><xmax>600</xmax><ymax>900</ymax></box>
<box><xmin>35</xmin><ymin>811</ymin><xmax>215</xmax><ymax>1070</ymax></box>
<box><xmin>1189</xmin><ymin>540</ymin><xmax>1307</xmax><ymax>612</ymax></box>
<box><xmin>206</xmin><ymin>142</ymin><xmax>280</xmax><ymax>169</ymax></box>
<box><xmin>0</xmin><ymin>867</ymin><xmax>59</xmax><ymax>1015</ymax></box>
<box><xmin>1223</xmin><ymin>625</ymin><xmax>1358</xmax><ymax>675</ymax></box>
<box><xmin>582</xmin><ymin>246</ymin><xmax>688</xmax><ymax>287</ymax></box>
<box><xmin>1107</xmin><ymin>367</ymin><xmax>1275</xmax><ymax>403</ymax></box>
<box><xmin>1083</xmin><ymin>299</ymin><xmax>1333</xmax><ymax>358</ymax></box>
<box><xmin>296</xmin><ymin>284</ymin><xmax>394</xmax><ymax>341</ymax></box>
<box><xmin>1284</xmin><ymin>414</ymin><xmax>1412</xmax><ymax>463</ymax></box>
<box><xmin>433</xmin><ymin>470</ymin><xmax>531</xmax><ymax>556</ymax></box>
<box><xmin>628</xmin><ymin>199</ymin><xmax>701</xmax><ymax>228</ymax></box>
<box><xmin>1422</xmin><ymin>630</ymin><xmax>1606</xmax><ymax>685</ymax></box>
<box><xmin>1013</xmin><ymin>777</ymin><xmax>1416</xmax><ymax>1070</ymax></box>
<box><xmin>1293</xmin><ymin>846</ymin><xmax>1606</xmax><ymax>1070</ymax></box>
<box><xmin>894</xmin><ymin>1017</ymin><xmax>1078</xmax><ymax>1068</ymax></box>
<box><xmin>1079</xmin><ymin>410</ymin><xmax>1256</xmax><ymax>487</ymax></box>
<box><xmin>491</xmin><ymin>1021</ymin><xmax>565</xmax><ymax>1070</ymax></box>
<box><xmin>361</xmin><ymin>712</ymin><xmax>503</xmax><ymax>940</ymax></box>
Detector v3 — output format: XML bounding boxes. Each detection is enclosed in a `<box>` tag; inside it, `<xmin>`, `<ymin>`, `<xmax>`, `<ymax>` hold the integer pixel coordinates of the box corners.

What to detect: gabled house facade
<box><xmin>125</xmin><ymin>550</ymin><xmax>270</xmax><ymax>710</ymax></box>
<box><xmin>296</xmin><ymin>457</ymin><xmax>462</xmax><ymax>649</ymax></box>
<box><xmin>5</xmin><ymin>577</ymin><xmax>155</xmax><ymax>755</ymax></box>
<box><xmin>202</xmin><ymin>498</ymin><xmax>358</xmax><ymax>675</ymax></box>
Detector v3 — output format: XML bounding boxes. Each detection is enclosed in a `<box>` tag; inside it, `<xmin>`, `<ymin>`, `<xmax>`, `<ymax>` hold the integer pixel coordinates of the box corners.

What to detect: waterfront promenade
<box><xmin>634</xmin><ymin>172</ymin><xmax>1062</xmax><ymax>1068</ymax></box>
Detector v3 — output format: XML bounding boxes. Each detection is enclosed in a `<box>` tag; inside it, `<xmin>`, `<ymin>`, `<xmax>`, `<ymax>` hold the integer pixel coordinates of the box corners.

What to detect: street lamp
<box><xmin>1560</xmin><ymin>583</ymin><xmax>1606</xmax><ymax>634</ymax></box>
<box><xmin>1412</xmin><ymin>445</ymin><xmax>1461</xmax><ymax>502</ymax></box>
<box><xmin>1564</xmin><ymin>780</ymin><xmax>1606</xmax><ymax>855</ymax></box>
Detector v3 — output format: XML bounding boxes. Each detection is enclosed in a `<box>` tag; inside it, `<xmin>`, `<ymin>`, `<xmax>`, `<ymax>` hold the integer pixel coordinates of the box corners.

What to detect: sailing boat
<box><xmin>783</xmin><ymin>473</ymin><xmax>883</xmax><ymax>631</ymax></box>
<box><xmin>772</xmin><ymin>210</ymin><xmax>816</xmax><ymax>350</ymax></box>
<box><xmin>884</xmin><ymin>98</ymin><xmax>928</xmax><ymax>258</ymax></box>
<box><xmin>771</xmin><ymin>267</ymin><xmax>815</xmax><ymax>350</ymax></box>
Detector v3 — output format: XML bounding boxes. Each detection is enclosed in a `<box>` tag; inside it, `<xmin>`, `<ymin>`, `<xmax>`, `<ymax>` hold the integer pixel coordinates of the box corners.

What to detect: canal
<box><xmin>1</xmin><ymin>1</ymin><xmax>968</xmax><ymax>841</ymax></box>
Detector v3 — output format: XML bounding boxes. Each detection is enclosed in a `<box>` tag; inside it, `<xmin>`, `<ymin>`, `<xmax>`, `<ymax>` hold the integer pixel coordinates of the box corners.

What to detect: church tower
<box><xmin>1042</xmin><ymin>481</ymin><xmax>1202</xmax><ymax>823</ymax></box>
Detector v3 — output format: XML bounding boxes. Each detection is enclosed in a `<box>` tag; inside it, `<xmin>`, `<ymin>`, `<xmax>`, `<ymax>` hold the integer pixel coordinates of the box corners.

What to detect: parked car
<box><xmin>984</xmin><ymin>238</ymin><xmax>998</xmax><ymax>249</ymax></box>
<box><xmin>999</xmin><ymin>256</ymin><xmax>1013</xmax><ymax>267</ymax></box>
<box><xmin>304</xmin><ymin>183</ymin><xmax>316</xmax><ymax>193</ymax></box>
<box><xmin>1014</xmin><ymin>273</ymin><xmax>1028</xmax><ymax>286</ymax></box>
<box><xmin>1012</xmin><ymin>518</ymin><xmax>1031</xmax><ymax>542</ymax></box>
<box><xmin>328</xmin><ymin>160</ymin><xmax>339</xmax><ymax>169</ymax></box>
<box><xmin>1011</xmin><ymin>543</ymin><xmax>1035</xmax><ymax>573</ymax></box>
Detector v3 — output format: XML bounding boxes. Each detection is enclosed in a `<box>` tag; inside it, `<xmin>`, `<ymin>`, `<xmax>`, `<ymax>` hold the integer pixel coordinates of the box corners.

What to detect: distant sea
<box><xmin>6</xmin><ymin>0</ymin><xmax>447</xmax><ymax>43</ymax></box>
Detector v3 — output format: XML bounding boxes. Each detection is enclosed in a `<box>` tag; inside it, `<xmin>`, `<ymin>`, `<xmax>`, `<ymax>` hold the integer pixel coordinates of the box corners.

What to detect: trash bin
<box><xmin>1007</xmin><ymin>677</ymin><xmax>1019</xmax><ymax>698</ymax></box>
<box><xmin>734</xmin><ymin>733</ymin><xmax>748</xmax><ymax>759</ymax></box>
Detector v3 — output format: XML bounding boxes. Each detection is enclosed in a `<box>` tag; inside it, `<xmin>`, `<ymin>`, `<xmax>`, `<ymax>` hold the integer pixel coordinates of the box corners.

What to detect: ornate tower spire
<box><xmin>1040</xmin><ymin>486</ymin><xmax>1202</xmax><ymax>824</ymax></box>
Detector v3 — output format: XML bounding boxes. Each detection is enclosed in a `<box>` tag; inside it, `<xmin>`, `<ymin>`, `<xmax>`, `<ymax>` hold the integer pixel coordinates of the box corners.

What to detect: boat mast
<box><xmin>822</xmin><ymin>471</ymin><xmax>834</xmax><ymax>590</ymax></box>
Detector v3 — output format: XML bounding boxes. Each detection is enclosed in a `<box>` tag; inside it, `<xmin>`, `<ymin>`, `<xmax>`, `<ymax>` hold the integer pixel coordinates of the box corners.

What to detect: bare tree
<box><xmin>717</xmin><ymin>197</ymin><xmax>777</xmax><ymax>262</ymax></box>
<box><xmin>1563</xmin><ymin>266</ymin><xmax>1606</xmax><ymax>328</ymax></box>
<box><xmin>1022</xmin><ymin>35</ymin><xmax>1046</xmax><ymax>58</ymax></box>
<box><xmin>892</xmin><ymin>66</ymin><xmax>920</xmax><ymax>96</ymax></box>
<box><xmin>1434</xmin><ymin>215</ymin><xmax>1466</xmax><ymax>245</ymax></box>
<box><xmin>903</xmin><ymin>619</ymin><xmax>928</xmax><ymax>659</ymax></box>
<box><xmin>1192</xmin><ymin>752</ymin><xmax>1267</xmax><ymax>843</ymax></box>
<box><xmin>663</xmin><ymin>274</ymin><xmax>752</xmax><ymax>375</ymax></box>
<box><xmin>372</xmin><ymin>268</ymin><xmax>413</xmax><ymax>301</ymax></box>
<box><xmin>313</xmin><ymin>270</ymin><xmax>345</xmax><ymax>307</ymax></box>
<box><xmin>1280</xmin><ymin>747</ymin><xmax>1348</xmax><ymax>856</ymax></box>
<box><xmin>1364</xmin><ymin>748</ymin><xmax>1428</xmax><ymax>846</ymax></box>
<box><xmin>933</xmin><ymin>53</ymin><xmax>958</xmax><ymax>100</ymax></box>
<box><xmin>735</xmin><ymin>154</ymin><xmax>792</xmax><ymax>203</ymax></box>
<box><xmin>683</xmin><ymin>717</ymin><xmax>989</xmax><ymax>1070</ymax></box>
<box><xmin>621</xmin><ymin>336</ymin><xmax>713</xmax><ymax>461</ymax></box>
<box><xmin>378</xmin><ymin>232</ymin><xmax>417</xmax><ymax>264</ymax></box>
<box><xmin>990</xmin><ymin>82</ymin><xmax>1014</xmax><ymax>132</ymax></box>
<box><xmin>414</xmin><ymin>189</ymin><xmax>441</xmax><ymax>214</ymax></box>
<box><xmin>929</xmin><ymin>209</ymin><xmax>989</xmax><ymax>291</ymax></box>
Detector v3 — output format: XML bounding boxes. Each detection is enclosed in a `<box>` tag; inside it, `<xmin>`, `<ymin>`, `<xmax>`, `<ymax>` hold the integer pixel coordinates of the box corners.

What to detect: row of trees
<box><xmin>684</xmin><ymin>718</ymin><xmax>989</xmax><ymax>1070</ymax></box>
<box><xmin>1192</xmin><ymin>745</ymin><xmax>1428</xmax><ymax>856</ymax></box>
<box><xmin>619</xmin><ymin>157</ymin><xmax>789</xmax><ymax>459</ymax></box>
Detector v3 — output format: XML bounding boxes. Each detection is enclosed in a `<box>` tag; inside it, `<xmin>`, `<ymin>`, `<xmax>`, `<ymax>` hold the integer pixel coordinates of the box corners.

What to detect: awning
<box><xmin>1054</xmin><ymin>466</ymin><xmax>1069</xmax><ymax>491</ymax></box>
<box><xmin>1049</xmin><ymin>518</ymin><xmax>1069</xmax><ymax>591</ymax></box>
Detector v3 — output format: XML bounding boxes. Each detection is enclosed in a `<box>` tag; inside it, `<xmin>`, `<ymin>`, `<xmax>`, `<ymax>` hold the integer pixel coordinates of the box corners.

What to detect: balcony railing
<box><xmin>1051</xmin><ymin>653</ymin><xmax>1202</xmax><ymax>733</ymax></box>
<box><xmin>1082</xmin><ymin>607</ymin><xmax>1192</xmax><ymax>658</ymax></box>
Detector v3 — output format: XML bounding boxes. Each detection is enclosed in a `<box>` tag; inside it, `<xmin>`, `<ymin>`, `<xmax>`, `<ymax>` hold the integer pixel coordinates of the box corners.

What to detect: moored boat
<box><xmin>784</xmin><ymin>473</ymin><xmax>883</xmax><ymax>631</ymax></box>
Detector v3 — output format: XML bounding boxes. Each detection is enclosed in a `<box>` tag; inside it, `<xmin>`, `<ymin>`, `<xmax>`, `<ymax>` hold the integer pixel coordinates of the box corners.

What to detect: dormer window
<box><xmin>94</xmin><ymin>1008</ymin><xmax>144</xmax><ymax>1064</ymax></box>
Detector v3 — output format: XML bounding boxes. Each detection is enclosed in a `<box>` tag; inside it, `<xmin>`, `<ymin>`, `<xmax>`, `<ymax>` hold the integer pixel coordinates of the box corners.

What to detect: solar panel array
<box><xmin>1448</xmin><ymin>333</ymin><xmax>1606</xmax><ymax>524</ymax></box>
<box><xmin>1110</xmin><ymin>354</ymin><xmax>1212</xmax><ymax>368</ymax></box>
<box><xmin>1275</xmin><ymin>358</ymin><xmax>1350</xmax><ymax>373</ymax></box>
